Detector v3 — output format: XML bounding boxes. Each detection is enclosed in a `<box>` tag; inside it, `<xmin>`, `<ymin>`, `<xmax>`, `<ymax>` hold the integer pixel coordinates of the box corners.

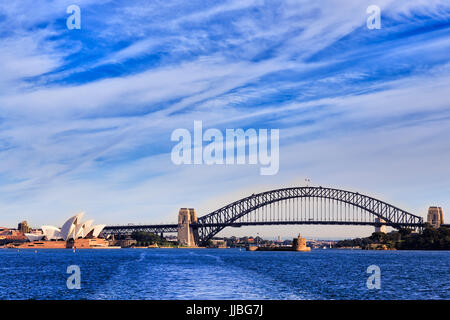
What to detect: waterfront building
<box><xmin>24</xmin><ymin>212</ymin><xmax>106</xmax><ymax>241</ymax></box>
<box><xmin>0</xmin><ymin>227</ymin><xmax>9</xmax><ymax>236</ymax></box>
<box><xmin>68</xmin><ymin>238</ymin><xmax>109</xmax><ymax>248</ymax></box>
<box><xmin>209</xmin><ymin>239</ymin><xmax>227</xmax><ymax>248</ymax></box>
<box><xmin>17</xmin><ymin>241</ymin><xmax>66</xmax><ymax>249</ymax></box>
<box><xmin>0</xmin><ymin>228</ymin><xmax>27</xmax><ymax>244</ymax></box>
<box><xmin>247</xmin><ymin>234</ymin><xmax>310</xmax><ymax>252</ymax></box>
<box><xmin>292</xmin><ymin>234</ymin><xmax>311</xmax><ymax>252</ymax></box>
<box><xmin>18</xmin><ymin>221</ymin><xmax>30</xmax><ymax>233</ymax></box>
<box><xmin>427</xmin><ymin>207</ymin><xmax>444</xmax><ymax>228</ymax></box>
<box><xmin>18</xmin><ymin>212</ymin><xmax>107</xmax><ymax>249</ymax></box>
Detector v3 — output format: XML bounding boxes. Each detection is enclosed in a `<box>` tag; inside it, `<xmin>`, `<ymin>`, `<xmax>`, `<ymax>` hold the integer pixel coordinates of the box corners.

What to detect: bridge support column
<box><xmin>178</xmin><ymin>208</ymin><xmax>199</xmax><ymax>247</ymax></box>
<box><xmin>375</xmin><ymin>218</ymin><xmax>387</xmax><ymax>233</ymax></box>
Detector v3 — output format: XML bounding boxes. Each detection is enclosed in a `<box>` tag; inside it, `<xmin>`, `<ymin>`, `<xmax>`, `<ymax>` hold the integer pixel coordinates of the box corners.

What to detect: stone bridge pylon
<box><xmin>178</xmin><ymin>208</ymin><xmax>199</xmax><ymax>247</ymax></box>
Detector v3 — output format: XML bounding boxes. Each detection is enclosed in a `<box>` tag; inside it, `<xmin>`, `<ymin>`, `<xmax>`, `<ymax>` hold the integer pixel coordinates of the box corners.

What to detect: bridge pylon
<box><xmin>178</xmin><ymin>208</ymin><xmax>199</xmax><ymax>247</ymax></box>
<box><xmin>375</xmin><ymin>217</ymin><xmax>387</xmax><ymax>233</ymax></box>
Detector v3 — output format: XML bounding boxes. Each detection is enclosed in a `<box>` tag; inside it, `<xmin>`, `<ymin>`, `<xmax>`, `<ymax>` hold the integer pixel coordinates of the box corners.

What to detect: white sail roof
<box><xmin>36</xmin><ymin>212</ymin><xmax>104</xmax><ymax>242</ymax></box>
<box><xmin>90</xmin><ymin>224</ymin><xmax>106</xmax><ymax>238</ymax></box>
<box><xmin>60</xmin><ymin>212</ymin><xmax>85</xmax><ymax>240</ymax></box>
<box><xmin>85</xmin><ymin>224</ymin><xmax>106</xmax><ymax>238</ymax></box>
<box><xmin>41</xmin><ymin>226</ymin><xmax>63</xmax><ymax>240</ymax></box>
<box><xmin>74</xmin><ymin>219</ymin><xmax>94</xmax><ymax>239</ymax></box>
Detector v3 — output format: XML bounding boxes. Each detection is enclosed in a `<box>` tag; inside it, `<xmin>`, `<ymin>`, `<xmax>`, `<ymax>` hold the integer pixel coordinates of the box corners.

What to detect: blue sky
<box><xmin>0</xmin><ymin>0</ymin><xmax>450</xmax><ymax>238</ymax></box>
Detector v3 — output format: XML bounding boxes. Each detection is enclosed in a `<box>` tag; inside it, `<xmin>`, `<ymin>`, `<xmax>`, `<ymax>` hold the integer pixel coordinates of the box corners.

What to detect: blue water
<box><xmin>0</xmin><ymin>249</ymin><xmax>448</xmax><ymax>300</ymax></box>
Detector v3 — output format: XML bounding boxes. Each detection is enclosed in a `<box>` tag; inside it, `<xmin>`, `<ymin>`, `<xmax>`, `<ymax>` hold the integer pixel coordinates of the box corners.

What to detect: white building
<box><xmin>25</xmin><ymin>212</ymin><xmax>106</xmax><ymax>241</ymax></box>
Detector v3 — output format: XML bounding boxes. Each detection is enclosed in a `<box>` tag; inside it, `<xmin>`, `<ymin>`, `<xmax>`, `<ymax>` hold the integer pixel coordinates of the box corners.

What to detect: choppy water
<box><xmin>0</xmin><ymin>248</ymin><xmax>448</xmax><ymax>300</ymax></box>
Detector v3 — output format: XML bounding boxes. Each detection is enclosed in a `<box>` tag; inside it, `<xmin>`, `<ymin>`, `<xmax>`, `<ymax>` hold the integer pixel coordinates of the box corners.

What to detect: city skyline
<box><xmin>1</xmin><ymin>0</ymin><xmax>450</xmax><ymax>239</ymax></box>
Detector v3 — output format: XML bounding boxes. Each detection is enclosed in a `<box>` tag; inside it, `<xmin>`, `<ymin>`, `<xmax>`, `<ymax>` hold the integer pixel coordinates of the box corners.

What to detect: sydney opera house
<box><xmin>18</xmin><ymin>212</ymin><xmax>109</xmax><ymax>249</ymax></box>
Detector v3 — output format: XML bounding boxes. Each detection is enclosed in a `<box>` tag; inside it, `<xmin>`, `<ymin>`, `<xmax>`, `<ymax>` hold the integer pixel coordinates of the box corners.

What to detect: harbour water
<box><xmin>0</xmin><ymin>249</ymin><xmax>448</xmax><ymax>300</ymax></box>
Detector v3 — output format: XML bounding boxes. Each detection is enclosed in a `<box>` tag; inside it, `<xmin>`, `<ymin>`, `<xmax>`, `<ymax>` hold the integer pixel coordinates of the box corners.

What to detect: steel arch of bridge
<box><xmin>192</xmin><ymin>186</ymin><xmax>424</xmax><ymax>245</ymax></box>
<box><xmin>102</xmin><ymin>186</ymin><xmax>424</xmax><ymax>246</ymax></box>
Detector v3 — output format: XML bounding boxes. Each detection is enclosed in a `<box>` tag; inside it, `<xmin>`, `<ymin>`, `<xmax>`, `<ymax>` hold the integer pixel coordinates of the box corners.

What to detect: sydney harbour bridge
<box><xmin>102</xmin><ymin>186</ymin><xmax>425</xmax><ymax>246</ymax></box>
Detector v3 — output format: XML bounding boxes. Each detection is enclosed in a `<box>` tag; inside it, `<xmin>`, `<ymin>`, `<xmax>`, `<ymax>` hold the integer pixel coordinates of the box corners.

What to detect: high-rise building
<box><xmin>18</xmin><ymin>221</ymin><xmax>30</xmax><ymax>234</ymax></box>
<box><xmin>427</xmin><ymin>207</ymin><xmax>444</xmax><ymax>228</ymax></box>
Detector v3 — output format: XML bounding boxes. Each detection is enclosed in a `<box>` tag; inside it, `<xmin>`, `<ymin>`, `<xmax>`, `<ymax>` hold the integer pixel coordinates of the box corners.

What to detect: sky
<box><xmin>0</xmin><ymin>0</ymin><xmax>449</xmax><ymax>239</ymax></box>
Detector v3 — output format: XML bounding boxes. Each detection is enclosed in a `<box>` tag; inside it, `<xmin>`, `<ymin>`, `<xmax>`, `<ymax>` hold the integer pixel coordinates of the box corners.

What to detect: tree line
<box><xmin>335</xmin><ymin>225</ymin><xmax>450</xmax><ymax>250</ymax></box>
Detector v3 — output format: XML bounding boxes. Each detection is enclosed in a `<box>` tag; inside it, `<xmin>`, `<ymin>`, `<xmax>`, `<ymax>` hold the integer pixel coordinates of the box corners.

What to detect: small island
<box><xmin>247</xmin><ymin>234</ymin><xmax>311</xmax><ymax>252</ymax></box>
